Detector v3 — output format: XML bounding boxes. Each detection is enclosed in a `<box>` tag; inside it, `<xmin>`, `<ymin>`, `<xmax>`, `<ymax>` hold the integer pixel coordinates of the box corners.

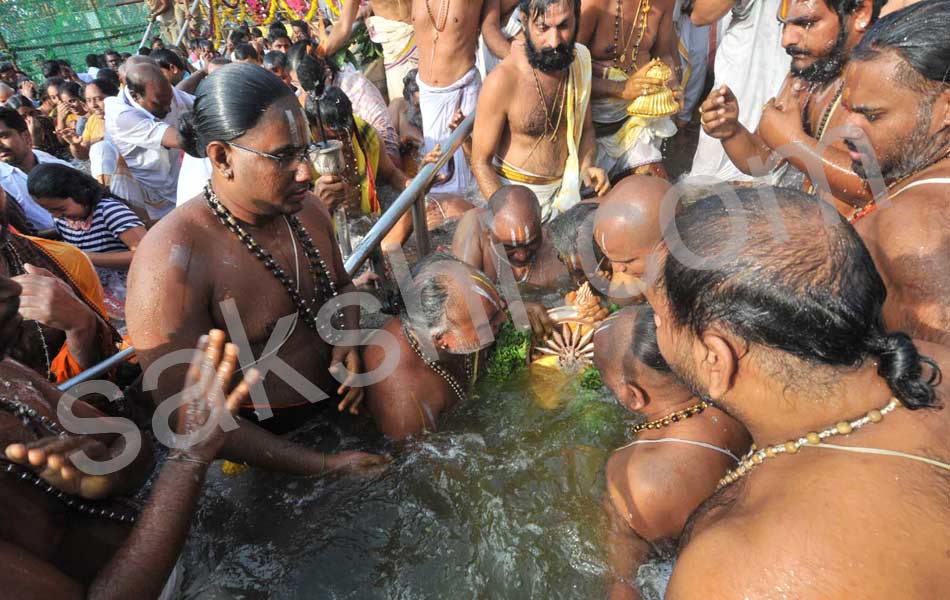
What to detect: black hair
<box><xmin>233</xmin><ymin>43</ymin><xmax>259</xmax><ymax>62</ymax></box>
<box><xmin>825</xmin><ymin>0</ymin><xmax>887</xmax><ymax>25</ymax></box>
<box><xmin>104</xmin><ymin>49</ymin><xmax>120</xmax><ymax>58</ymax></box>
<box><xmin>311</xmin><ymin>86</ymin><xmax>355</xmax><ymax>132</ymax></box>
<box><xmin>228</xmin><ymin>30</ymin><xmax>248</xmax><ymax>45</ymax></box>
<box><xmin>852</xmin><ymin>0</ymin><xmax>950</xmax><ymax>94</ymax></box>
<box><xmin>27</xmin><ymin>163</ymin><xmax>113</xmax><ymax>210</ymax></box>
<box><xmin>85</xmin><ymin>53</ymin><xmax>100</xmax><ymax>68</ymax></box>
<box><xmin>41</xmin><ymin>60</ymin><xmax>63</xmax><ymax>79</ymax></box>
<box><xmin>547</xmin><ymin>201</ymin><xmax>602</xmax><ymax>266</ymax></box>
<box><xmin>121</xmin><ymin>52</ymin><xmax>132</xmax><ymax>60</ymax></box>
<box><xmin>198</xmin><ymin>39</ymin><xmax>215</xmax><ymax>52</ymax></box>
<box><xmin>138</xmin><ymin>47</ymin><xmax>152</xmax><ymax>56</ymax></box>
<box><xmin>0</xmin><ymin>106</ymin><xmax>28</xmax><ymax>133</ymax></box>
<box><xmin>291</xmin><ymin>19</ymin><xmax>309</xmax><ymax>31</ymax></box>
<box><xmin>95</xmin><ymin>68</ymin><xmax>121</xmax><ymax>90</ymax></box>
<box><xmin>88</xmin><ymin>77</ymin><xmax>120</xmax><ymax>97</ymax></box>
<box><xmin>209</xmin><ymin>57</ymin><xmax>231</xmax><ymax>67</ymax></box>
<box><xmin>4</xmin><ymin>95</ymin><xmax>33</xmax><ymax>112</ymax></box>
<box><xmin>629</xmin><ymin>305</ymin><xmax>672</xmax><ymax>375</ymax></box>
<box><xmin>402</xmin><ymin>68</ymin><xmax>419</xmax><ymax>103</ymax></box>
<box><xmin>659</xmin><ymin>186</ymin><xmax>942</xmax><ymax>410</ymax></box>
<box><xmin>268</xmin><ymin>22</ymin><xmax>290</xmax><ymax>42</ymax></box>
<box><xmin>58</xmin><ymin>80</ymin><xmax>83</xmax><ymax>100</ymax></box>
<box><xmin>0</xmin><ymin>62</ymin><xmax>13</xmax><ymax>73</ymax></box>
<box><xmin>249</xmin><ymin>27</ymin><xmax>264</xmax><ymax>38</ymax></box>
<box><xmin>151</xmin><ymin>48</ymin><xmax>187</xmax><ymax>72</ymax></box>
<box><xmin>151</xmin><ymin>36</ymin><xmax>164</xmax><ymax>47</ymax></box>
<box><xmin>263</xmin><ymin>50</ymin><xmax>289</xmax><ymax>71</ymax></box>
<box><xmin>518</xmin><ymin>0</ymin><xmax>581</xmax><ymax>23</ymax></box>
<box><xmin>294</xmin><ymin>50</ymin><xmax>335</xmax><ymax>100</ymax></box>
<box><xmin>178</xmin><ymin>62</ymin><xmax>295</xmax><ymax>158</ymax></box>
<box><xmin>40</xmin><ymin>76</ymin><xmax>65</xmax><ymax>102</ymax></box>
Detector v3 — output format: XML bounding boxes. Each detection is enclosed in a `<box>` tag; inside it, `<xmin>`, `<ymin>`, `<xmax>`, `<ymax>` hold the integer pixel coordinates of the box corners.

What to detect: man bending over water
<box><xmin>650</xmin><ymin>187</ymin><xmax>950</xmax><ymax>599</ymax></box>
<box><xmin>594</xmin><ymin>306</ymin><xmax>749</xmax><ymax>599</ymax></box>
<box><xmin>128</xmin><ymin>64</ymin><xmax>384</xmax><ymax>473</ymax></box>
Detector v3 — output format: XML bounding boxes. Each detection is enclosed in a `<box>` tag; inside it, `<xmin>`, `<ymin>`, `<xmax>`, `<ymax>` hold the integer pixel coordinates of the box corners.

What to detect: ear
<box><xmin>693</xmin><ymin>330</ymin><xmax>738</xmax><ymax>400</ymax></box>
<box><xmin>622</xmin><ymin>382</ymin><xmax>647</xmax><ymax>412</ymax></box>
<box><xmin>206</xmin><ymin>141</ymin><xmax>233</xmax><ymax>176</ymax></box>
<box><xmin>854</xmin><ymin>0</ymin><xmax>874</xmax><ymax>31</ymax></box>
<box><xmin>935</xmin><ymin>88</ymin><xmax>950</xmax><ymax>132</ymax></box>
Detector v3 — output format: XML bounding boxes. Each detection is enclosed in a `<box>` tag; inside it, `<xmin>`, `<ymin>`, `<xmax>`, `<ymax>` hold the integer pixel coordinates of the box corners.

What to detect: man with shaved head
<box><xmin>594</xmin><ymin>306</ymin><xmax>748</xmax><ymax>599</ymax></box>
<box><xmin>452</xmin><ymin>185</ymin><xmax>571</xmax><ymax>290</ymax></box>
<box><xmin>593</xmin><ymin>175</ymin><xmax>671</xmax><ymax>305</ymax></box>
<box><xmin>362</xmin><ymin>254</ymin><xmax>509</xmax><ymax>440</ymax></box>
<box><xmin>105</xmin><ymin>58</ymin><xmax>193</xmax><ymax>219</ymax></box>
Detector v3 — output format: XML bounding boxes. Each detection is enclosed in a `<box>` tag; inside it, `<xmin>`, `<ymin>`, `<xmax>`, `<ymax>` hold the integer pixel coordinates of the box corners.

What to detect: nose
<box><xmin>781</xmin><ymin>25</ymin><xmax>800</xmax><ymax>51</ymax></box>
<box><xmin>510</xmin><ymin>248</ymin><xmax>528</xmax><ymax>263</ymax></box>
<box><xmin>295</xmin><ymin>159</ymin><xmax>313</xmax><ymax>182</ymax></box>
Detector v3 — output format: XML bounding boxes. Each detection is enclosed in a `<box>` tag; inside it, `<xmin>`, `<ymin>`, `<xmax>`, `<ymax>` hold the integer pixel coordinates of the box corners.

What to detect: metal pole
<box><xmin>344</xmin><ymin>112</ymin><xmax>475</xmax><ymax>277</ymax></box>
<box><xmin>57</xmin><ymin>346</ymin><xmax>137</xmax><ymax>392</ymax></box>
<box><xmin>412</xmin><ymin>191</ymin><xmax>430</xmax><ymax>258</ymax></box>
<box><xmin>139</xmin><ymin>18</ymin><xmax>155</xmax><ymax>49</ymax></box>
<box><xmin>174</xmin><ymin>0</ymin><xmax>201</xmax><ymax>47</ymax></box>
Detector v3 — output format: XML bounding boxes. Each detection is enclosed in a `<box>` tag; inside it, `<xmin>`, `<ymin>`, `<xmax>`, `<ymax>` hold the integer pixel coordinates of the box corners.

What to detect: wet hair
<box><xmin>0</xmin><ymin>106</ymin><xmax>28</xmax><ymax>133</ymax></box>
<box><xmin>824</xmin><ymin>0</ymin><xmax>887</xmax><ymax>25</ymax></box>
<box><xmin>95</xmin><ymin>68</ymin><xmax>121</xmax><ymax>90</ymax></box>
<box><xmin>27</xmin><ymin>163</ymin><xmax>116</xmax><ymax>210</ymax></box>
<box><xmin>263</xmin><ymin>50</ymin><xmax>288</xmax><ymax>72</ymax></box>
<box><xmin>659</xmin><ymin>186</ymin><xmax>942</xmax><ymax>410</ymax></box>
<box><xmin>629</xmin><ymin>305</ymin><xmax>672</xmax><ymax>375</ymax></box>
<box><xmin>178</xmin><ymin>62</ymin><xmax>296</xmax><ymax>158</ymax></box>
<box><xmin>402</xmin><ymin>68</ymin><xmax>419</xmax><ymax>103</ymax></box>
<box><xmin>400</xmin><ymin>252</ymin><xmax>467</xmax><ymax>336</ymax></box>
<box><xmin>852</xmin><ymin>0</ymin><xmax>950</xmax><ymax>95</ymax></box>
<box><xmin>151</xmin><ymin>48</ymin><xmax>187</xmax><ymax>72</ymax></box>
<box><xmin>137</xmin><ymin>47</ymin><xmax>152</xmax><ymax>56</ymax></box>
<box><xmin>233</xmin><ymin>43</ymin><xmax>259</xmax><ymax>62</ymax></box>
<box><xmin>58</xmin><ymin>80</ymin><xmax>83</xmax><ymax>100</ymax></box>
<box><xmin>547</xmin><ymin>201</ymin><xmax>599</xmax><ymax>265</ymax></box>
<box><xmin>310</xmin><ymin>86</ymin><xmax>355</xmax><ymax>132</ymax></box>
<box><xmin>295</xmin><ymin>51</ymin><xmax>335</xmax><ymax>98</ymax></box>
<box><xmin>88</xmin><ymin>77</ymin><xmax>120</xmax><ymax>98</ymax></box>
<box><xmin>518</xmin><ymin>0</ymin><xmax>580</xmax><ymax>23</ymax></box>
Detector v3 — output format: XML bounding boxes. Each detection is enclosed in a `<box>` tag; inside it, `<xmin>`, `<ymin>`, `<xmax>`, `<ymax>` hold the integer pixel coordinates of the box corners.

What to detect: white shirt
<box><xmin>104</xmin><ymin>86</ymin><xmax>194</xmax><ymax>216</ymax></box>
<box><xmin>176</xmin><ymin>154</ymin><xmax>212</xmax><ymax>207</ymax></box>
<box><xmin>0</xmin><ymin>150</ymin><xmax>74</xmax><ymax>231</ymax></box>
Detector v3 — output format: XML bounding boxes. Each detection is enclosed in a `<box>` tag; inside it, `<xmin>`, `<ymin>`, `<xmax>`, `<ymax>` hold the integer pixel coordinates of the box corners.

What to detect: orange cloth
<box><xmin>22</xmin><ymin>233</ymin><xmax>111</xmax><ymax>383</ymax></box>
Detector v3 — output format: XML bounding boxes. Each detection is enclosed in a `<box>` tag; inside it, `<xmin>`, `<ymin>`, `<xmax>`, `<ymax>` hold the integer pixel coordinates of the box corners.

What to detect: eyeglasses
<box><xmin>228</xmin><ymin>141</ymin><xmax>320</xmax><ymax>170</ymax></box>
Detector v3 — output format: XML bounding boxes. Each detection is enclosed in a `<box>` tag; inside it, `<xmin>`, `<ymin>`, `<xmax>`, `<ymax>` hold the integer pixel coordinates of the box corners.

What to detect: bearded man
<box><xmin>648</xmin><ymin>186</ymin><xmax>950</xmax><ymax>599</ymax></box>
<box><xmin>578</xmin><ymin>0</ymin><xmax>683</xmax><ymax>181</ymax></box>
<box><xmin>472</xmin><ymin>0</ymin><xmax>609</xmax><ymax>223</ymax></box>
<box><xmin>700</xmin><ymin>0</ymin><xmax>885</xmax><ymax>214</ymax></box>
<box><xmin>839</xmin><ymin>0</ymin><xmax>950</xmax><ymax>344</ymax></box>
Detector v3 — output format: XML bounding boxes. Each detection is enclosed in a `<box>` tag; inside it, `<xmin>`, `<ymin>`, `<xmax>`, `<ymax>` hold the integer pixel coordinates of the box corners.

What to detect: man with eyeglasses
<box><xmin>105</xmin><ymin>59</ymin><xmax>193</xmax><ymax>220</ymax></box>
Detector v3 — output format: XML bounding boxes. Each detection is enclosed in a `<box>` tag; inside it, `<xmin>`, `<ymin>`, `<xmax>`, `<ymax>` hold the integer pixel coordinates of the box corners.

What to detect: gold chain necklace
<box><xmin>718</xmin><ymin>397</ymin><xmax>900</xmax><ymax>490</ymax></box>
<box><xmin>613</xmin><ymin>0</ymin><xmax>651</xmax><ymax>74</ymax></box>
<box><xmin>531</xmin><ymin>68</ymin><xmax>567</xmax><ymax>142</ymax></box>
<box><xmin>633</xmin><ymin>400</ymin><xmax>710</xmax><ymax>433</ymax></box>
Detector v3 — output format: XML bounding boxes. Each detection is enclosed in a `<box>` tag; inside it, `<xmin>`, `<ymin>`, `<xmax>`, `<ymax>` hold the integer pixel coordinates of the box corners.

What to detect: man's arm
<box><xmin>480</xmin><ymin>0</ymin><xmax>513</xmax><ymax>61</ymax></box>
<box><xmin>690</xmin><ymin>0</ymin><xmax>735</xmax><ymax>26</ymax></box>
<box><xmin>176</xmin><ymin>69</ymin><xmax>206</xmax><ymax>95</ymax></box>
<box><xmin>604</xmin><ymin>495</ymin><xmax>649</xmax><ymax>600</ymax></box>
<box><xmin>321</xmin><ymin>0</ymin><xmax>361</xmax><ymax>57</ymax></box>
<box><xmin>450</xmin><ymin>210</ymin><xmax>486</xmax><ymax>272</ymax></box>
<box><xmin>700</xmin><ymin>85</ymin><xmax>777</xmax><ymax>176</ymax></box>
<box><xmin>470</xmin><ymin>71</ymin><xmax>509</xmax><ymax>201</ymax></box>
<box><xmin>149</xmin><ymin>0</ymin><xmax>172</xmax><ymax>18</ymax></box>
<box><xmin>653</xmin><ymin>0</ymin><xmax>683</xmax><ymax>84</ymax></box>
<box><xmin>577</xmin><ymin>0</ymin><xmax>603</xmax><ymax>48</ymax></box>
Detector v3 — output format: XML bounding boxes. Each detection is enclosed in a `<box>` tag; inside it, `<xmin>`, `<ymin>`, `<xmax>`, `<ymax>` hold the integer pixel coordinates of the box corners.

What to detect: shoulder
<box><xmin>131</xmin><ymin>203</ymin><xmax>209</xmax><ymax>275</ymax></box>
<box><xmin>606</xmin><ymin>444</ymin><xmax>689</xmax><ymax>540</ymax></box>
<box><xmin>863</xmin><ymin>190</ymin><xmax>950</xmax><ymax>284</ymax></box>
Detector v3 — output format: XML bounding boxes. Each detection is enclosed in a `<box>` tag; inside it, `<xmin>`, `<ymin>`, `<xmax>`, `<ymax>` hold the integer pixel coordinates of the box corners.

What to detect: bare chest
<box><xmin>590</xmin><ymin>0</ymin><xmax>663</xmax><ymax>68</ymax></box>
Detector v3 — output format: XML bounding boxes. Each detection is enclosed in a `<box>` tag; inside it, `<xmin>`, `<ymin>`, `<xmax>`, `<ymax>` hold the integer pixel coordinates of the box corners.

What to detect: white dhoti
<box><xmin>418</xmin><ymin>68</ymin><xmax>481</xmax><ymax>195</ymax></box>
<box><xmin>367</xmin><ymin>16</ymin><xmax>418</xmax><ymax>100</ymax></box>
<box><xmin>493</xmin><ymin>157</ymin><xmax>564</xmax><ymax>224</ymax></box>
<box><xmin>687</xmin><ymin>0</ymin><xmax>790</xmax><ymax>184</ymax></box>
<box><xmin>592</xmin><ymin>94</ymin><xmax>677</xmax><ymax>179</ymax></box>
<box><xmin>476</xmin><ymin>7</ymin><xmax>523</xmax><ymax>79</ymax></box>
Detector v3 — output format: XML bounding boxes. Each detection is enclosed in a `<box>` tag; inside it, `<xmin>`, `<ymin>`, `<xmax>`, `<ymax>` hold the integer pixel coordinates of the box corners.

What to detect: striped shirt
<box><xmin>55</xmin><ymin>197</ymin><xmax>143</xmax><ymax>254</ymax></box>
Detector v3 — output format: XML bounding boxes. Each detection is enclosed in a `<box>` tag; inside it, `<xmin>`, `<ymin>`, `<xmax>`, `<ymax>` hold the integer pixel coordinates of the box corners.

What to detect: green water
<box><xmin>178</xmin><ymin>367</ymin><xmax>638</xmax><ymax>599</ymax></box>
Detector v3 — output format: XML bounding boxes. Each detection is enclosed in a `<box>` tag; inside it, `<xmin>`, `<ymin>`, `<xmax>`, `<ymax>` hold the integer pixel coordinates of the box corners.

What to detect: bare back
<box><xmin>666</xmin><ymin>344</ymin><xmax>950</xmax><ymax>599</ymax></box>
<box><xmin>854</xmin><ymin>164</ymin><xmax>950</xmax><ymax>345</ymax></box>
<box><xmin>412</xmin><ymin>0</ymin><xmax>485</xmax><ymax>85</ymax></box>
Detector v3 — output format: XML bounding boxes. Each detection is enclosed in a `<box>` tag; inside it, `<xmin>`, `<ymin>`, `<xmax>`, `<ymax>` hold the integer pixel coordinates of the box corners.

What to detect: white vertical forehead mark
<box><xmin>523</xmin><ymin>224</ymin><xmax>530</xmax><ymax>241</ymax></box>
<box><xmin>509</xmin><ymin>227</ymin><xmax>518</xmax><ymax>245</ymax></box>
<box><xmin>600</xmin><ymin>230</ymin><xmax>607</xmax><ymax>250</ymax></box>
<box><xmin>285</xmin><ymin>108</ymin><xmax>302</xmax><ymax>146</ymax></box>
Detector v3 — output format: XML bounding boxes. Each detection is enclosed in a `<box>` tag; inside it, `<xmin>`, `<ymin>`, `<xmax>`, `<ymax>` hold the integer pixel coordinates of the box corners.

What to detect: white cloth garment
<box><xmin>0</xmin><ymin>150</ymin><xmax>74</xmax><ymax>231</ymax></box>
<box><xmin>476</xmin><ymin>7</ymin><xmax>523</xmax><ymax>79</ymax></box>
<box><xmin>176</xmin><ymin>154</ymin><xmax>212</xmax><ymax>207</ymax></box>
<box><xmin>89</xmin><ymin>140</ymin><xmax>152</xmax><ymax>219</ymax></box>
<box><xmin>687</xmin><ymin>0</ymin><xmax>791</xmax><ymax>183</ymax></box>
<box><xmin>417</xmin><ymin>67</ymin><xmax>481</xmax><ymax>195</ymax></box>
<box><xmin>104</xmin><ymin>86</ymin><xmax>194</xmax><ymax>218</ymax></box>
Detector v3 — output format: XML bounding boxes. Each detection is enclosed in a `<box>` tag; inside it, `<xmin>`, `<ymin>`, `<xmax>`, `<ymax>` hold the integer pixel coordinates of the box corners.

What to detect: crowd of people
<box><xmin>0</xmin><ymin>0</ymin><xmax>948</xmax><ymax>597</ymax></box>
